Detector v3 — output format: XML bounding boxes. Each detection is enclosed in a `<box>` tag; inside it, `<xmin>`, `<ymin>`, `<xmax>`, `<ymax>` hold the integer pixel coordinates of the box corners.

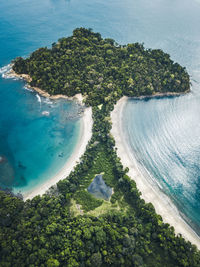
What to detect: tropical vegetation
<box><xmin>0</xmin><ymin>28</ymin><xmax>199</xmax><ymax>267</ymax></box>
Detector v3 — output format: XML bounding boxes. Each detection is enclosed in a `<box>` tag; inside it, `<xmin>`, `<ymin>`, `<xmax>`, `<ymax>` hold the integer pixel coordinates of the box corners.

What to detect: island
<box><xmin>0</xmin><ymin>28</ymin><xmax>199</xmax><ymax>267</ymax></box>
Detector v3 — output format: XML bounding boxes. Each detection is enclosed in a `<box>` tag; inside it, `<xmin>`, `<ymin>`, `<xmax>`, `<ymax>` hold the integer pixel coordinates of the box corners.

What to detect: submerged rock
<box><xmin>87</xmin><ymin>174</ymin><xmax>112</xmax><ymax>201</ymax></box>
<box><xmin>0</xmin><ymin>155</ymin><xmax>6</xmax><ymax>163</ymax></box>
<box><xmin>42</xmin><ymin>110</ymin><xmax>50</xmax><ymax>116</ymax></box>
<box><xmin>0</xmin><ymin>156</ymin><xmax>14</xmax><ymax>187</ymax></box>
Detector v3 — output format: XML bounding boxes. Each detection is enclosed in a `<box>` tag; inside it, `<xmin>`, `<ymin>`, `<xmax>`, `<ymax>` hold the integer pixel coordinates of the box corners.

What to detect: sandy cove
<box><xmin>23</xmin><ymin>106</ymin><xmax>93</xmax><ymax>200</ymax></box>
<box><xmin>111</xmin><ymin>96</ymin><xmax>200</xmax><ymax>249</ymax></box>
<box><xmin>5</xmin><ymin>67</ymin><xmax>93</xmax><ymax>200</ymax></box>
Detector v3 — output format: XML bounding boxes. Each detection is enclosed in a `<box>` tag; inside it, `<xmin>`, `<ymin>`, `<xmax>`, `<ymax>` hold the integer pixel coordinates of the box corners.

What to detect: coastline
<box><xmin>6</xmin><ymin>66</ymin><xmax>85</xmax><ymax>102</ymax></box>
<box><xmin>23</xmin><ymin>106</ymin><xmax>93</xmax><ymax>200</ymax></box>
<box><xmin>129</xmin><ymin>89</ymin><xmax>191</xmax><ymax>100</ymax></box>
<box><xmin>3</xmin><ymin>65</ymin><xmax>93</xmax><ymax>200</ymax></box>
<box><xmin>111</xmin><ymin>96</ymin><xmax>200</xmax><ymax>249</ymax></box>
<box><xmin>4</xmin><ymin>64</ymin><xmax>199</xmax><ymax>248</ymax></box>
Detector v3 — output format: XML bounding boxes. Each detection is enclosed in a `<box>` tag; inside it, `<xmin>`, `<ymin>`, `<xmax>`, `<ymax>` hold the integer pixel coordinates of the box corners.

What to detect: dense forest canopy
<box><xmin>13</xmin><ymin>27</ymin><xmax>190</xmax><ymax>106</ymax></box>
<box><xmin>1</xmin><ymin>28</ymin><xmax>199</xmax><ymax>267</ymax></box>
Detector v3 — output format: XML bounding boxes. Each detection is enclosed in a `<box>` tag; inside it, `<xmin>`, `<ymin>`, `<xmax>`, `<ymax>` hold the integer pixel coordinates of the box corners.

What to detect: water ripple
<box><xmin>123</xmin><ymin>71</ymin><xmax>200</xmax><ymax>234</ymax></box>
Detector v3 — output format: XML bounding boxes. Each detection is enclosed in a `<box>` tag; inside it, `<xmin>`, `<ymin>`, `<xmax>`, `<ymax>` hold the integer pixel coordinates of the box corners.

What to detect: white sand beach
<box><xmin>23</xmin><ymin>106</ymin><xmax>93</xmax><ymax>200</ymax></box>
<box><xmin>111</xmin><ymin>96</ymin><xmax>200</xmax><ymax>249</ymax></box>
<box><xmin>3</xmin><ymin>65</ymin><xmax>93</xmax><ymax>200</ymax></box>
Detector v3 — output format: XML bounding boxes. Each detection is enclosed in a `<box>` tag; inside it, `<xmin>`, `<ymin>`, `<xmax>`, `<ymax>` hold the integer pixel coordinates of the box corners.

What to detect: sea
<box><xmin>0</xmin><ymin>0</ymin><xmax>200</xmax><ymax>235</ymax></box>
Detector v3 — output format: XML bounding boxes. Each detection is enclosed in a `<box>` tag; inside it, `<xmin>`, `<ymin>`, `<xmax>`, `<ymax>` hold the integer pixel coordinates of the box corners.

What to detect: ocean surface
<box><xmin>0</xmin><ymin>0</ymin><xmax>200</xmax><ymax>235</ymax></box>
<box><xmin>121</xmin><ymin>1</ymin><xmax>200</xmax><ymax>236</ymax></box>
<box><xmin>0</xmin><ymin>65</ymin><xmax>81</xmax><ymax>194</ymax></box>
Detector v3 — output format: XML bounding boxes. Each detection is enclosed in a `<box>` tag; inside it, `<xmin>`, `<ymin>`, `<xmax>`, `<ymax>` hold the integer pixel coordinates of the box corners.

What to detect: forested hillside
<box><xmin>0</xmin><ymin>28</ymin><xmax>199</xmax><ymax>267</ymax></box>
<box><xmin>13</xmin><ymin>28</ymin><xmax>190</xmax><ymax>106</ymax></box>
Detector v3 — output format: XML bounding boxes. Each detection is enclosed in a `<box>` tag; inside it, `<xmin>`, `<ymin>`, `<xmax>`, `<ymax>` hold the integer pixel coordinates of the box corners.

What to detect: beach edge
<box><xmin>111</xmin><ymin>96</ymin><xmax>200</xmax><ymax>249</ymax></box>
<box><xmin>1</xmin><ymin>64</ymin><xmax>93</xmax><ymax>200</ymax></box>
<box><xmin>23</xmin><ymin>106</ymin><xmax>93</xmax><ymax>200</ymax></box>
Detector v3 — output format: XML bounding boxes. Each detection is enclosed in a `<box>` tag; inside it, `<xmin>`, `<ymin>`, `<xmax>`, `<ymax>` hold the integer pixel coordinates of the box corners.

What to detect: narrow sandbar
<box><xmin>111</xmin><ymin>96</ymin><xmax>200</xmax><ymax>249</ymax></box>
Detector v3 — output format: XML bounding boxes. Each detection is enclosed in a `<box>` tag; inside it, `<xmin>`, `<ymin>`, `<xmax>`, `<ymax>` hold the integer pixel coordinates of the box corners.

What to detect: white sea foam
<box><xmin>0</xmin><ymin>64</ymin><xmax>13</xmax><ymax>78</ymax></box>
<box><xmin>23</xmin><ymin>86</ymin><xmax>33</xmax><ymax>92</ymax></box>
<box><xmin>36</xmin><ymin>94</ymin><xmax>42</xmax><ymax>103</ymax></box>
<box><xmin>0</xmin><ymin>64</ymin><xmax>21</xmax><ymax>80</ymax></box>
<box><xmin>0</xmin><ymin>64</ymin><xmax>11</xmax><ymax>74</ymax></box>
<box><xmin>43</xmin><ymin>98</ymin><xmax>53</xmax><ymax>105</ymax></box>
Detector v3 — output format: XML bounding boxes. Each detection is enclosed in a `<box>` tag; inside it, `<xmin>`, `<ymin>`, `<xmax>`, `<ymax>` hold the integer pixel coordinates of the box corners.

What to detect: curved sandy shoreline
<box><xmin>3</xmin><ymin>64</ymin><xmax>200</xmax><ymax>248</ymax></box>
<box><xmin>1</xmin><ymin>65</ymin><xmax>93</xmax><ymax>200</ymax></box>
<box><xmin>111</xmin><ymin>96</ymin><xmax>200</xmax><ymax>249</ymax></box>
<box><xmin>23</xmin><ymin>106</ymin><xmax>93</xmax><ymax>200</ymax></box>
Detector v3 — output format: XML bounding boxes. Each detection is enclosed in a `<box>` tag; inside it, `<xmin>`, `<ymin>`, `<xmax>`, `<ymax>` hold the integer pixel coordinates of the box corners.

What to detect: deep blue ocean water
<box><xmin>0</xmin><ymin>0</ymin><xmax>200</xmax><ymax>235</ymax></box>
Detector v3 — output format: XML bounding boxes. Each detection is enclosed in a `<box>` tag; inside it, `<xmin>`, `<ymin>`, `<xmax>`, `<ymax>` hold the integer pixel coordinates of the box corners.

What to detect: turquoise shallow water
<box><xmin>0</xmin><ymin>0</ymin><xmax>200</xmax><ymax>235</ymax></box>
<box><xmin>0</xmin><ymin>65</ymin><xmax>81</xmax><ymax>194</ymax></box>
